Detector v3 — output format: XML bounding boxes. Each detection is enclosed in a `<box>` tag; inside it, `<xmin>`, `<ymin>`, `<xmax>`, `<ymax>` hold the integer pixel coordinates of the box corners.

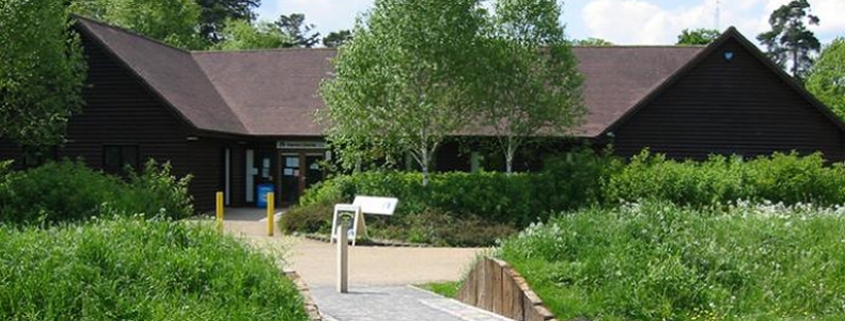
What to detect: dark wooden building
<box><xmin>2</xmin><ymin>17</ymin><xmax>843</xmax><ymax>211</ymax></box>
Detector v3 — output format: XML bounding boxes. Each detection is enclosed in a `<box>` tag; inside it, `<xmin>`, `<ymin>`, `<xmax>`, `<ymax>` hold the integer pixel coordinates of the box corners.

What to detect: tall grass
<box><xmin>500</xmin><ymin>201</ymin><xmax>845</xmax><ymax>321</ymax></box>
<box><xmin>0</xmin><ymin>216</ymin><xmax>308</xmax><ymax>321</ymax></box>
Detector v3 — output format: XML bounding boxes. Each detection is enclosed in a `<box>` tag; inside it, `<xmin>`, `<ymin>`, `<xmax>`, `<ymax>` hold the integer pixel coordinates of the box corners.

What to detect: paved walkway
<box><xmin>312</xmin><ymin>285</ymin><xmax>514</xmax><ymax>321</ymax></box>
<box><xmin>218</xmin><ymin>207</ymin><xmax>513</xmax><ymax>321</ymax></box>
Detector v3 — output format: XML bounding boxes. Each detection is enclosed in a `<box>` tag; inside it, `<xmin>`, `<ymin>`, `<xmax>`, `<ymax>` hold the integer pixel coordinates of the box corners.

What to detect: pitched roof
<box><xmin>72</xmin><ymin>16</ymin><xmax>711</xmax><ymax>138</ymax></box>
<box><xmin>193</xmin><ymin>49</ymin><xmax>334</xmax><ymax>136</ymax></box>
<box><xmin>574</xmin><ymin>46</ymin><xmax>702</xmax><ymax>136</ymax></box>
<box><xmin>75</xmin><ymin>16</ymin><xmax>248</xmax><ymax>135</ymax></box>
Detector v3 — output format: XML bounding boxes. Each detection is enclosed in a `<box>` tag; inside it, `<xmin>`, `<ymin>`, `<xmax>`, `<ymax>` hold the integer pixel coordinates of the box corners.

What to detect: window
<box><xmin>21</xmin><ymin>145</ymin><xmax>57</xmax><ymax>169</ymax></box>
<box><xmin>103</xmin><ymin>145</ymin><xmax>139</xmax><ymax>174</ymax></box>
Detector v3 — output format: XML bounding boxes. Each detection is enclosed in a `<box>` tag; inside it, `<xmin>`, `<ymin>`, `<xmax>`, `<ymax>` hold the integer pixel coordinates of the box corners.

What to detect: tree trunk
<box><xmin>420</xmin><ymin>147</ymin><xmax>430</xmax><ymax>186</ymax></box>
<box><xmin>505</xmin><ymin>136</ymin><xmax>516</xmax><ymax>175</ymax></box>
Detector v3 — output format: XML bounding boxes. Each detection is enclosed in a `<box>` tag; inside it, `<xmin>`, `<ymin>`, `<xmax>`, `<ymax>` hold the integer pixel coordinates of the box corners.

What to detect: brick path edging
<box><xmin>284</xmin><ymin>269</ymin><xmax>324</xmax><ymax>321</ymax></box>
<box><xmin>456</xmin><ymin>257</ymin><xmax>565</xmax><ymax>321</ymax></box>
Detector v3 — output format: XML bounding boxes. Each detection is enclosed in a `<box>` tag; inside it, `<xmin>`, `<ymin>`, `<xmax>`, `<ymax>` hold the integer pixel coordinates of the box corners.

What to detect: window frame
<box><xmin>102</xmin><ymin>144</ymin><xmax>140</xmax><ymax>174</ymax></box>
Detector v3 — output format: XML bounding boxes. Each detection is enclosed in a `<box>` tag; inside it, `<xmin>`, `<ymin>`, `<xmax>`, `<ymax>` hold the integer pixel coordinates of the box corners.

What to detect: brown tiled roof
<box><xmin>73</xmin><ymin>16</ymin><xmax>704</xmax><ymax>138</ymax></box>
<box><xmin>193</xmin><ymin>49</ymin><xmax>334</xmax><ymax>136</ymax></box>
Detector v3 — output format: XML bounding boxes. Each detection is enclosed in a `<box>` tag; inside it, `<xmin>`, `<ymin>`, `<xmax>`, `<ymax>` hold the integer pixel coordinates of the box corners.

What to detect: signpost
<box><xmin>333</xmin><ymin>196</ymin><xmax>398</xmax><ymax>293</ymax></box>
<box><xmin>331</xmin><ymin>196</ymin><xmax>398</xmax><ymax>246</ymax></box>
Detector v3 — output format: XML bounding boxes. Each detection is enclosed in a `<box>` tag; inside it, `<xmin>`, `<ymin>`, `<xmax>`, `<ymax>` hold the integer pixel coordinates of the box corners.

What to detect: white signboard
<box><xmin>331</xmin><ymin>196</ymin><xmax>399</xmax><ymax>246</ymax></box>
<box><xmin>352</xmin><ymin>196</ymin><xmax>398</xmax><ymax>216</ymax></box>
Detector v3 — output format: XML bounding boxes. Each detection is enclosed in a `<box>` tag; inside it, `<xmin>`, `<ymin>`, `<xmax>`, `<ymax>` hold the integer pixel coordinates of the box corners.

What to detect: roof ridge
<box><xmin>71</xmin><ymin>14</ymin><xmax>193</xmax><ymax>54</ymax></box>
<box><xmin>191</xmin><ymin>53</ymin><xmax>253</xmax><ymax>134</ymax></box>
<box><xmin>193</xmin><ymin>47</ymin><xmax>339</xmax><ymax>54</ymax></box>
<box><xmin>573</xmin><ymin>45</ymin><xmax>706</xmax><ymax>48</ymax></box>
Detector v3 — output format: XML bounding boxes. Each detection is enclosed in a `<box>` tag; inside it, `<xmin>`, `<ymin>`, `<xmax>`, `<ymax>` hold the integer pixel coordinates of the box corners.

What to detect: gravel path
<box><xmin>219</xmin><ymin>208</ymin><xmax>511</xmax><ymax>321</ymax></box>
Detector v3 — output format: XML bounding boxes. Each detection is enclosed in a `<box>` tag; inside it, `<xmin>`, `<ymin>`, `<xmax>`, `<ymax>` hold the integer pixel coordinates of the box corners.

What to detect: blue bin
<box><xmin>257</xmin><ymin>184</ymin><xmax>274</xmax><ymax>208</ymax></box>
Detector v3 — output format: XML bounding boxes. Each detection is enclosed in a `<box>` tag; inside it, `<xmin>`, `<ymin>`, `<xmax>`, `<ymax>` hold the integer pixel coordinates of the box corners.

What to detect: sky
<box><xmin>255</xmin><ymin>0</ymin><xmax>844</xmax><ymax>46</ymax></box>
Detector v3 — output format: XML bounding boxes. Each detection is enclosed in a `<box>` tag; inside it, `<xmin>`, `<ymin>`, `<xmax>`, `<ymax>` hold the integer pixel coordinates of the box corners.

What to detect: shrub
<box><xmin>500</xmin><ymin>201</ymin><xmax>845</xmax><ymax>321</ymax></box>
<box><xmin>0</xmin><ymin>160</ymin><xmax>125</xmax><ymax>224</ymax></box>
<box><xmin>299</xmin><ymin>148</ymin><xmax>615</xmax><ymax>228</ymax></box>
<box><xmin>0</xmin><ymin>159</ymin><xmax>193</xmax><ymax>224</ymax></box>
<box><xmin>279</xmin><ymin>198</ymin><xmax>335</xmax><ymax>235</ymax></box>
<box><xmin>124</xmin><ymin>160</ymin><xmax>194</xmax><ymax>219</ymax></box>
<box><xmin>0</xmin><ymin>216</ymin><xmax>309</xmax><ymax>321</ymax></box>
<box><xmin>366</xmin><ymin>210</ymin><xmax>517</xmax><ymax>247</ymax></box>
<box><xmin>605</xmin><ymin>150</ymin><xmax>845</xmax><ymax>207</ymax></box>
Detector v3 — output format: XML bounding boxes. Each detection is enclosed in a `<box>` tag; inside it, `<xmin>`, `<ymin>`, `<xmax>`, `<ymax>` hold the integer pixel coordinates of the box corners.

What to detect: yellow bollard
<box><xmin>216</xmin><ymin>192</ymin><xmax>224</xmax><ymax>233</ymax></box>
<box><xmin>267</xmin><ymin>192</ymin><xmax>275</xmax><ymax>237</ymax></box>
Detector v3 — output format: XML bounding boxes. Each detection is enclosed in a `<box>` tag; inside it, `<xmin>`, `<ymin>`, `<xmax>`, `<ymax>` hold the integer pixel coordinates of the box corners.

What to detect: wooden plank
<box><xmin>502</xmin><ymin>266</ymin><xmax>515</xmax><ymax>319</ymax></box>
<box><xmin>491</xmin><ymin>260</ymin><xmax>504</xmax><ymax>315</ymax></box>
<box><xmin>459</xmin><ymin>261</ymin><xmax>478</xmax><ymax>305</ymax></box>
<box><xmin>479</xmin><ymin>259</ymin><xmax>492</xmax><ymax>311</ymax></box>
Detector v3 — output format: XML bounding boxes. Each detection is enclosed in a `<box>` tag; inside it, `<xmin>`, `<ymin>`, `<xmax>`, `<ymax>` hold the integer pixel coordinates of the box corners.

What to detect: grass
<box><xmin>0</xmin><ymin>216</ymin><xmax>309</xmax><ymax>321</ymax></box>
<box><xmin>499</xmin><ymin>200</ymin><xmax>845</xmax><ymax>321</ymax></box>
<box><xmin>417</xmin><ymin>281</ymin><xmax>463</xmax><ymax>298</ymax></box>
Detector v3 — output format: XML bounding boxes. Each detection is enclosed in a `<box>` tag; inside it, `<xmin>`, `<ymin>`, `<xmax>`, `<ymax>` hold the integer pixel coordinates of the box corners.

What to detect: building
<box><xmin>2</xmin><ymin>16</ymin><xmax>843</xmax><ymax>210</ymax></box>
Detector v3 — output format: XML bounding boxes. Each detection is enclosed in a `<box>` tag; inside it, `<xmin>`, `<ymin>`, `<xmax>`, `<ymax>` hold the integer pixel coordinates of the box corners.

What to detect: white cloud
<box><xmin>581</xmin><ymin>0</ymin><xmax>842</xmax><ymax>45</ymax></box>
<box><xmin>582</xmin><ymin>0</ymin><xmax>722</xmax><ymax>44</ymax></box>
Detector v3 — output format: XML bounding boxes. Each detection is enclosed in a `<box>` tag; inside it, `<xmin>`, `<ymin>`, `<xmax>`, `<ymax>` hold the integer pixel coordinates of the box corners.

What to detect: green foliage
<box><xmin>500</xmin><ymin>200</ymin><xmax>845</xmax><ymax>321</ymax></box>
<box><xmin>807</xmin><ymin>38</ymin><xmax>845</xmax><ymax>119</ymax></box>
<box><xmin>476</xmin><ymin>0</ymin><xmax>585</xmax><ymax>173</ymax></box>
<box><xmin>677</xmin><ymin>28</ymin><xmax>720</xmax><ymax>45</ymax></box>
<box><xmin>605</xmin><ymin>150</ymin><xmax>845</xmax><ymax>207</ymax></box>
<box><xmin>0</xmin><ymin>160</ymin><xmax>193</xmax><ymax>225</ymax></box>
<box><xmin>0</xmin><ymin>1</ymin><xmax>86</xmax><ymax>145</ymax></box>
<box><xmin>366</xmin><ymin>210</ymin><xmax>517</xmax><ymax>247</ymax></box>
<box><xmin>196</xmin><ymin>0</ymin><xmax>260</xmax><ymax>44</ymax></box>
<box><xmin>418</xmin><ymin>281</ymin><xmax>463</xmax><ymax>298</ymax></box>
<box><xmin>323</xmin><ymin>30</ymin><xmax>352</xmax><ymax>48</ymax></box>
<box><xmin>757</xmin><ymin>0</ymin><xmax>821</xmax><ymax>81</ymax></box>
<box><xmin>573</xmin><ymin>37</ymin><xmax>613</xmax><ymax>46</ymax></box>
<box><xmin>212</xmin><ymin>19</ymin><xmax>290</xmax><ymax>50</ymax></box>
<box><xmin>72</xmin><ymin>0</ymin><xmax>209</xmax><ymax>50</ymax></box>
<box><xmin>126</xmin><ymin>160</ymin><xmax>194</xmax><ymax>220</ymax></box>
<box><xmin>319</xmin><ymin>0</ymin><xmax>487</xmax><ymax>185</ymax></box>
<box><xmin>275</xmin><ymin>13</ymin><xmax>320</xmax><ymax>48</ymax></box>
<box><xmin>279</xmin><ymin>199</ymin><xmax>335</xmax><ymax>235</ymax></box>
<box><xmin>0</xmin><ymin>217</ymin><xmax>308</xmax><ymax>321</ymax></box>
<box><xmin>300</xmin><ymin>149</ymin><xmax>614</xmax><ymax>228</ymax></box>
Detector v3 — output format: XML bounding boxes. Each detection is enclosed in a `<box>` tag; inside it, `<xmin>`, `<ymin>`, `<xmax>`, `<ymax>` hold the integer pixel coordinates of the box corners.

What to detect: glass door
<box><xmin>304</xmin><ymin>155</ymin><xmax>324</xmax><ymax>190</ymax></box>
<box><xmin>280</xmin><ymin>154</ymin><xmax>300</xmax><ymax>204</ymax></box>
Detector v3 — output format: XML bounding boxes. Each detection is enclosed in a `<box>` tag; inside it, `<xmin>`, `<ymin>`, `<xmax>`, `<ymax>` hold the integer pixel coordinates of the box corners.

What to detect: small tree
<box><xmin>757</xmin><ymin>0</ymin><xmax>820</xmax><ymax>82</ymax></box>
<box><xmin>807</xmin><ymin>38</ymin><xmax>845</xmax><ymax>119</ymax></box>
<box><xmin>276</xmin><ymin>13</ymin><xmax>320</xmax><ymax>48</ymax></box>
<box><xmin>319</xmin><ymin>0</ymin><xmax>486</xmax><ymax>185</ymax></box>
<box><xmin>574</xmin><ymin>37</ymin><xmax>613</xmax><ymax>46</ymax></box>
<box><xmin>212</xmin><ymin>19</ymin><xmax>290</xmax><ymax>50</ymax></box>
<box><xmin>473</xmin><ymin>0</ymin><xmax>585</xmax><ymax>174</ymax></box>
<box><xmin>323</xmin><ymin>30</ymin><xmax>353</xmax><ymax>48</ymax></box>
<box><xmin>71</xmin><ymin>0</ymin><xmax>207</xmax><ymax>49</ymax></box>
<box><xmin>677</xmin><ymin>28</ymin><xmax>720</xmax><ymax>45</ymax></box>
<box><xmin>0</xmin><ymin>0</ymin><xmax>86</xmax><ymax>145</ymax></box>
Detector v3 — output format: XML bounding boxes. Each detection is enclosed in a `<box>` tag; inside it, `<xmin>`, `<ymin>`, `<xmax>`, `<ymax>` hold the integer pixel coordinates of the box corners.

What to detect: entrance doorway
<box><xmin>279</xmin><ymin>152</ymin><xmax>325</xmax><ymax>204</ymax></box>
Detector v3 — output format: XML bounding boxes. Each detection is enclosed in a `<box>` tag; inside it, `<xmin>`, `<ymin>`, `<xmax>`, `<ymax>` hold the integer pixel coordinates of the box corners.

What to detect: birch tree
<box><xmin>319</xmin><ymin>0</ymin><xmax>486</xmax><ymax>185</ymax></box>
<box><xmin>474</xmin><ymin>0</ymin><xmax>584</xmax><ymax>173</ymax></box>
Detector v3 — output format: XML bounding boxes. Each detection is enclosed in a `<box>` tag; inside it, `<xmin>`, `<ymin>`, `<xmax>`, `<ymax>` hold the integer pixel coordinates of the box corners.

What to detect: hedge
<box><xmin>0</xmin><ymin>159</ymin><xmax>193</xmax><ymax>224</ymax></box>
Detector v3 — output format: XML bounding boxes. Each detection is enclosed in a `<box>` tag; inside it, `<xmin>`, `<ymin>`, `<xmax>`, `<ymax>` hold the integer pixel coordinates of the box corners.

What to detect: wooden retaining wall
<box><xmin>284</xmin><ymin>269</ymin><xmax>323</xmax><ymax>321</ymax></box>
<box><xmin>456</xmin><ymin>258</ymin><xmax>558</xmax><ymax>321</ymax></box>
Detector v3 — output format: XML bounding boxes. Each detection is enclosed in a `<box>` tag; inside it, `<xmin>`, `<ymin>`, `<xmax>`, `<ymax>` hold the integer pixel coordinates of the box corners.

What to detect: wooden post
<box><xmin>337</xmin><ymin>220</ymin><xmax>348</xmax><ymax>293</ymax></box>
<box><xmin>267</xmin><ymin>192</ymin><xmax>275</xmax><ymax>236</ymax></box>
<box><xmin>215</xmin><ymin>192</ymin><xmax>224</xmax><ymax>233</ymax></box>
